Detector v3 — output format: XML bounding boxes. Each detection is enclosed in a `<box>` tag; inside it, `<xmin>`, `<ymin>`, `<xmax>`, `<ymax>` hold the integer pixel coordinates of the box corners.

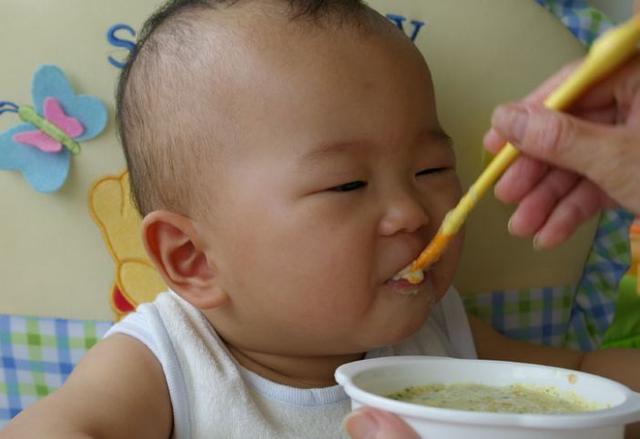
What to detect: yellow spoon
<box><xmin>397</xmin><ymin>14</ymin><xmax>640</xmax><ymax>284</ymax></box>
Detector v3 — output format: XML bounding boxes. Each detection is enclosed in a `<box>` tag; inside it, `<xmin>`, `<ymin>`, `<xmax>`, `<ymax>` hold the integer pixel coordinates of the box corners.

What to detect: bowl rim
<box><xmin>335</xmin><ymin>356</ymin><xmax>640</xmax><ymax>429</ymax></box>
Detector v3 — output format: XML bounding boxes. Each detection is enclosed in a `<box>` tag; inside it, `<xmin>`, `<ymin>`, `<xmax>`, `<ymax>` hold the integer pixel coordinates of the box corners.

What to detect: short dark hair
<box><xmin>116</xmin><ymin>0</ymin><xmax>368</xmax><ymax>216</ymax></box>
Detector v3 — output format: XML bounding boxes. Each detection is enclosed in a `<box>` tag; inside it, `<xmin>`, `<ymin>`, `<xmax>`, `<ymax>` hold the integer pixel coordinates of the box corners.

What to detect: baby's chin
<box><xmin>366</xmin><ymin>289</ymin><xmax>440</xmax><ymax>348</ymax></box>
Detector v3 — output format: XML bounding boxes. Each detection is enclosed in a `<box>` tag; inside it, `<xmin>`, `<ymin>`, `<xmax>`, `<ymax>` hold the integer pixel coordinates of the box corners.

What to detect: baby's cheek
<box><xmin>445</xmin><ymin>175</ymin><xmax>463</xmax><ymax>208</ymax></box>
<box><xmin>427</xmin><ymin>174</ymin><xmax>462</xmax><ymax>219</ymax></box>
<box><xmin>430</xmin><ymin>198</ymin><xmax>457</xmax><ymax>229</ymax></box>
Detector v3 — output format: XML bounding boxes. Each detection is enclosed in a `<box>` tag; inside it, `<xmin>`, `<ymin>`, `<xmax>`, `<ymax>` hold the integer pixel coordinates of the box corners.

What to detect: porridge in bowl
<box><xmin>335</xmin><ymin>356</ymin><xmax>640</xmax><ymax>439</ymax></box>
<box><xmin>387</xmin><ymin>382</ymin><xmax>601</xmax><ymax>414</ymax></box>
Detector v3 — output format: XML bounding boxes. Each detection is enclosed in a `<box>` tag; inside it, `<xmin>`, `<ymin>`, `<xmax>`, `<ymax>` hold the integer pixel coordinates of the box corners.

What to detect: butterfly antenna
<box><xmin>0</xmin><ymin>101</ymin><xmax>19</xmax><ymax>116</ymax></box>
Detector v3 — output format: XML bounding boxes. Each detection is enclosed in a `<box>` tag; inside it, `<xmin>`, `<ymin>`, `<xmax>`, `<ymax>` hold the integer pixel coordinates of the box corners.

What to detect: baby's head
<box><xmin>117</xmin><ymin>0</ymin><xmax>463</xmax><ymax>361</ymax></box>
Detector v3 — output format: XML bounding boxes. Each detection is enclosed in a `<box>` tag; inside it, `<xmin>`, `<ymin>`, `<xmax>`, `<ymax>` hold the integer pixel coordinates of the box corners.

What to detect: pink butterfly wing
<box><xmin>11</xmin><ymin>97</ymin><xmax>84</xmax><ymax>153</ymax></box>
<box><xmin>13</xmin><ymin>130</ymin><xmax>63</xmax><ymax>153</ymax></box>
<box><xmin>43</xmin><ymin>97</ymin><xmax>84</xmax><ymax>138</ymax></box>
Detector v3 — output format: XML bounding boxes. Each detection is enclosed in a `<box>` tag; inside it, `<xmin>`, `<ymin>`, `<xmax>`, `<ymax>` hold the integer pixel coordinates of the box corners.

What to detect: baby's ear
<box><xmin>141</xmin><ymin>211</ymin><xmax>229</xmax><ymax>310</ymax></box>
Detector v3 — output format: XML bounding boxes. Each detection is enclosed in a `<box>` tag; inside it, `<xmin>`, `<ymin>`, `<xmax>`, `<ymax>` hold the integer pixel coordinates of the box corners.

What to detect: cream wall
<box><xmin>0</xmin><ymin>0</ymin><xmax>598</xmax><ymax>321</ymax></box>
<box><xmin>0</xmin><ymin>1</ymin><xmax>163</xmax><ymax>320</ymax></box>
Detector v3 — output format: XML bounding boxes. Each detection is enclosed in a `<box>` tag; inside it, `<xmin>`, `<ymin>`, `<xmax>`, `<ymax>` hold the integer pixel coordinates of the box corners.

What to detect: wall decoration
<box><xmin>0</xmin><ymin>65</ymin><xmax>107</xmax><ymax>193</ymax></box>
<box><xmin>89</xmin><ymin>171</ymin><xmax>166</xmax><ymax>318</ymax></box>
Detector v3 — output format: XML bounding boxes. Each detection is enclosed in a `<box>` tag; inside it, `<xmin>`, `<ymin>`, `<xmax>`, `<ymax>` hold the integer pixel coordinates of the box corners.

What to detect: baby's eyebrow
<box><xmin>299</xmin><ymin>128</ymin><xmax>453</xmax><ymax>165</ymax></box>
<box><xmin>300</xmin><ymin>140</ymin><xmax>369</xmax><ymax>164</ymax></box>
<box><xmin>421</xmin><ymin>128</ymin><xmax>453</xmax><ymax>148</ymax></box>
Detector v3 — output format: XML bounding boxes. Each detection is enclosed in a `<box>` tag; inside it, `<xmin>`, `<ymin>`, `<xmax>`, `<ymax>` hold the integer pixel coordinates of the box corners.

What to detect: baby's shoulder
<box><xmin>74</xmin><ymin>332</ymin><xmax>173</xmax><ymax>437</ymax></box>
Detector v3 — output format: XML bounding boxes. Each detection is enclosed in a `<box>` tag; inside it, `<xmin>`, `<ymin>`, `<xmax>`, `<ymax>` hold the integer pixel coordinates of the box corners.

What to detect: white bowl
<box><xmin>335</xmin><ymin>356</ymin><xmax>640</xmax><ymax>439</ymax></box>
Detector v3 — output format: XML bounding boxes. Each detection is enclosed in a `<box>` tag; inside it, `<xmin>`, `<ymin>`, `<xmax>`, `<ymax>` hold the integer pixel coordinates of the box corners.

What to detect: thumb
<box><xmin>491</xmin><ymin>103</ymin><xmax>624</xmax><ymax>186</ymax></box>
<box><xmin>343</xmin><ymin>408</ymin><xmax>420</xmax><ymax>439</ymax></box>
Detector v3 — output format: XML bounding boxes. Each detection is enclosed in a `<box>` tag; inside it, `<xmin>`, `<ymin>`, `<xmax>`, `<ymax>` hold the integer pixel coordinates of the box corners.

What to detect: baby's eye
<box><xmin>416</xmin><ymin>167</ymin><xmax>450</xmax><ymax>177</ymax></box>
<box><xmin>328</xmin><ymin>180</ymin><xmax>367</xmax><ymax>192</ymax></box>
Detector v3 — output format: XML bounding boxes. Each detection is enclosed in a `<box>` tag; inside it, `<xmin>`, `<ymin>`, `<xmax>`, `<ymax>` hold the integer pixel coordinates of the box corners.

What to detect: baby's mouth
<box><xmin>392</xmin><ymin>264</ymin><xmax>425</xmax><ymax>284</ymax></box>
<box><xmin>384</xmin><ymin>271</ymin><xmax>427</xmax><ymax>296</ymax></box>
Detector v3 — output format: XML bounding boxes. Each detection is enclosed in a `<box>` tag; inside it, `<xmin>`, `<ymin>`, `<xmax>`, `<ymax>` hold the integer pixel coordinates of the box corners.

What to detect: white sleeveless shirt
<box><xmin>105</xmin><ymin>288</ymin><xmax>476</xmax><ymax>438</ymax></box>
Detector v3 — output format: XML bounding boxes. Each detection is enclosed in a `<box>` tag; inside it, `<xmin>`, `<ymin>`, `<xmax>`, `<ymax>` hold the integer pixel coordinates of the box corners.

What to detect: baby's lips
<box><xmin>392</xmin><ymin>264</ymin><xmax>424</xmax><ymax>284</ymax></box>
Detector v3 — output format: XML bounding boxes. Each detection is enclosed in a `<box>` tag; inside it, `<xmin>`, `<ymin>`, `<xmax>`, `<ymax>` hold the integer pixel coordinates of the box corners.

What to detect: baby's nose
<box><xmin>378</xmin><ymin>192</ymin><xmax>429</xmax><ymax>236</ymax></box>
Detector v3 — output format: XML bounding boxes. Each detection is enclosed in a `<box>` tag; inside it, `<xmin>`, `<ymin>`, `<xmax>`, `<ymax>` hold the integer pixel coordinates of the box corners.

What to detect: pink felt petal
<box><xmin>13</xmin><ymin>130</ymin><xmax>62</xmax><ymax>153</ymax></box>
<box><xmin>43</xmin><ymin>97</ymin><xmax>84</xmax><ymax>137</ymax></box>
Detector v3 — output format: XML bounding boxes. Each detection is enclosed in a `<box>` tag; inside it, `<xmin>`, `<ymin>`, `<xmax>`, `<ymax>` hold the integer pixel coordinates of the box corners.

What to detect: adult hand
<box><xmin>343</xmin><ymin>407</ymin><xmax>419</xmax><ymax>439</ymax></box>
<box><xmin>484</xmin><ymin>53</ymin><xmax>640</xmax><ymax>249</ymax></box>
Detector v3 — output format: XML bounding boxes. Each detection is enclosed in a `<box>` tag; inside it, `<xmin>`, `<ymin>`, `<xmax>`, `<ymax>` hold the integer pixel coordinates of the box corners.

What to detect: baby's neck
<box><xmin>227</xmin><ymin>344</ymin><xmax>364</xmax><ymax>388</ymax></box>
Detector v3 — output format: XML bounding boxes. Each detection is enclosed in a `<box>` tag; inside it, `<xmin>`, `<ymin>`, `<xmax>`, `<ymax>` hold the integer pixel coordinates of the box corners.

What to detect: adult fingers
<box><xmin>490</xmin><ymin>103</ymin><xmax>624</xmax><ymax>191</ymax></box>
<box><xmin>494</xmin><ymin>155</ymin><xmax>548</xmax><ymax>204</ymax></box>
<box><xmin>507</xmin><ymin>168</ymin><xmax>579</xmax><ymax>238</ymax></box>
<box><xmin>484</xmin><ymin>56</ymin><xmax>640</xmax><ymax>155</ymax></box>
<box><xmin>343</xmin><ymin>408</ymin><xmax>420</xmax><ymax>439</ymax></box>
<box><xmin>484</xmin><ymin>104</ymin><xmax>617</xmax><ymax>155</ymax></box>
<box><xmin>533</xmin><ymin>179</ymin><xmax>609</xmax><ymax>249</ymax></box>
<box><xmin>483</xmin><ymin>61</ymin><xmax>581</xmax><ymax>154</ymax></box>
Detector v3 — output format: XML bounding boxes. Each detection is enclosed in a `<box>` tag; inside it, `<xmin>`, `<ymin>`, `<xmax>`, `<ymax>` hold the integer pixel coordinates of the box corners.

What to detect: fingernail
<box><xmin>507</xmin><ymin>217</ymin><xmax>514</xmax><ymax>235</ymax></box>
<box><xmin>533</xmin><ymin>234</ymin><xmax>544</xmax><ymax>251</ymax></box>
<box><xmin>494</xmin><ymin>105</ymin><xmax>529</xmax><ymax>143</ymax></box>
<box><xmin>343</xmin><ymin>410</ymin><xmax>379</xmax><ymax>439</ymax></box>
<box><xmin>483</xmin><ymin>129</ymin><xmax>501</xmax><ymax>150</ymax></box>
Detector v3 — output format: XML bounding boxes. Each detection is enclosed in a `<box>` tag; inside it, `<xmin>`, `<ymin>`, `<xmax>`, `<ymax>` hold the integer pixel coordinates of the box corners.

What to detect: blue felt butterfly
<box><xmin>0</xmin><ymin>65</ymin><xmax>108</xmax><ymax>193</ymax></box>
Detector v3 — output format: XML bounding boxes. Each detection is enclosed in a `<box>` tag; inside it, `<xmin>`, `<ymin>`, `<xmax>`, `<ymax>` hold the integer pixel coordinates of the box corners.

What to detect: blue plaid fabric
<box><xmin>0</xmin><ymin>314</ymin><xmax>111</xmax><ymax>425</ymax></box>
<box><xmin>464</xmin><ymin>208</ymin><xmax>633</xmax><ymax>350</ymax></box>
<box><xmin>535</xmin><ymin>0</ymin><xmax>612</xmax><ymax>45</ymax></box>
<box><xmin>568</xmin><ymin>209</ymin><xmax>634</xmax><ymax>349</ymax></box>
<box><xmin>464</xmin><ymin>286</ymin><xmax>575</xmax><ymax>347</ymax></box>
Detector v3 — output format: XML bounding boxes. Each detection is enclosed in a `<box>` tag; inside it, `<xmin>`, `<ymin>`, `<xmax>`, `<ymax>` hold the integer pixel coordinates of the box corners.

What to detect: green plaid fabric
<box><xmin>537</xmin><ymin>0</ymin><xmax>610</xmax><ymax>46</ymax></box>
<box><xmin>0</xmin><ymin>314</ymin><xmax>111</xmax><ymax>422</ymax></box>
<box><xmin>464</xmin><ymin>209</ymin><xmax>633</xmax><ymax>350</ymax></box>
<box><xmin>602</xmin><ymin>274</ymin><xmax>640</xmax><ymax>348</ymax></box>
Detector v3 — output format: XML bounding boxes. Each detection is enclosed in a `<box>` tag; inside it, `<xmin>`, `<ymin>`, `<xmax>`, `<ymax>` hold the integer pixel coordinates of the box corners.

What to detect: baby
<box><xmin>3</xmin><ymin>0</ymin><xmax>639</xmax><ymax>438</ymax></box>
